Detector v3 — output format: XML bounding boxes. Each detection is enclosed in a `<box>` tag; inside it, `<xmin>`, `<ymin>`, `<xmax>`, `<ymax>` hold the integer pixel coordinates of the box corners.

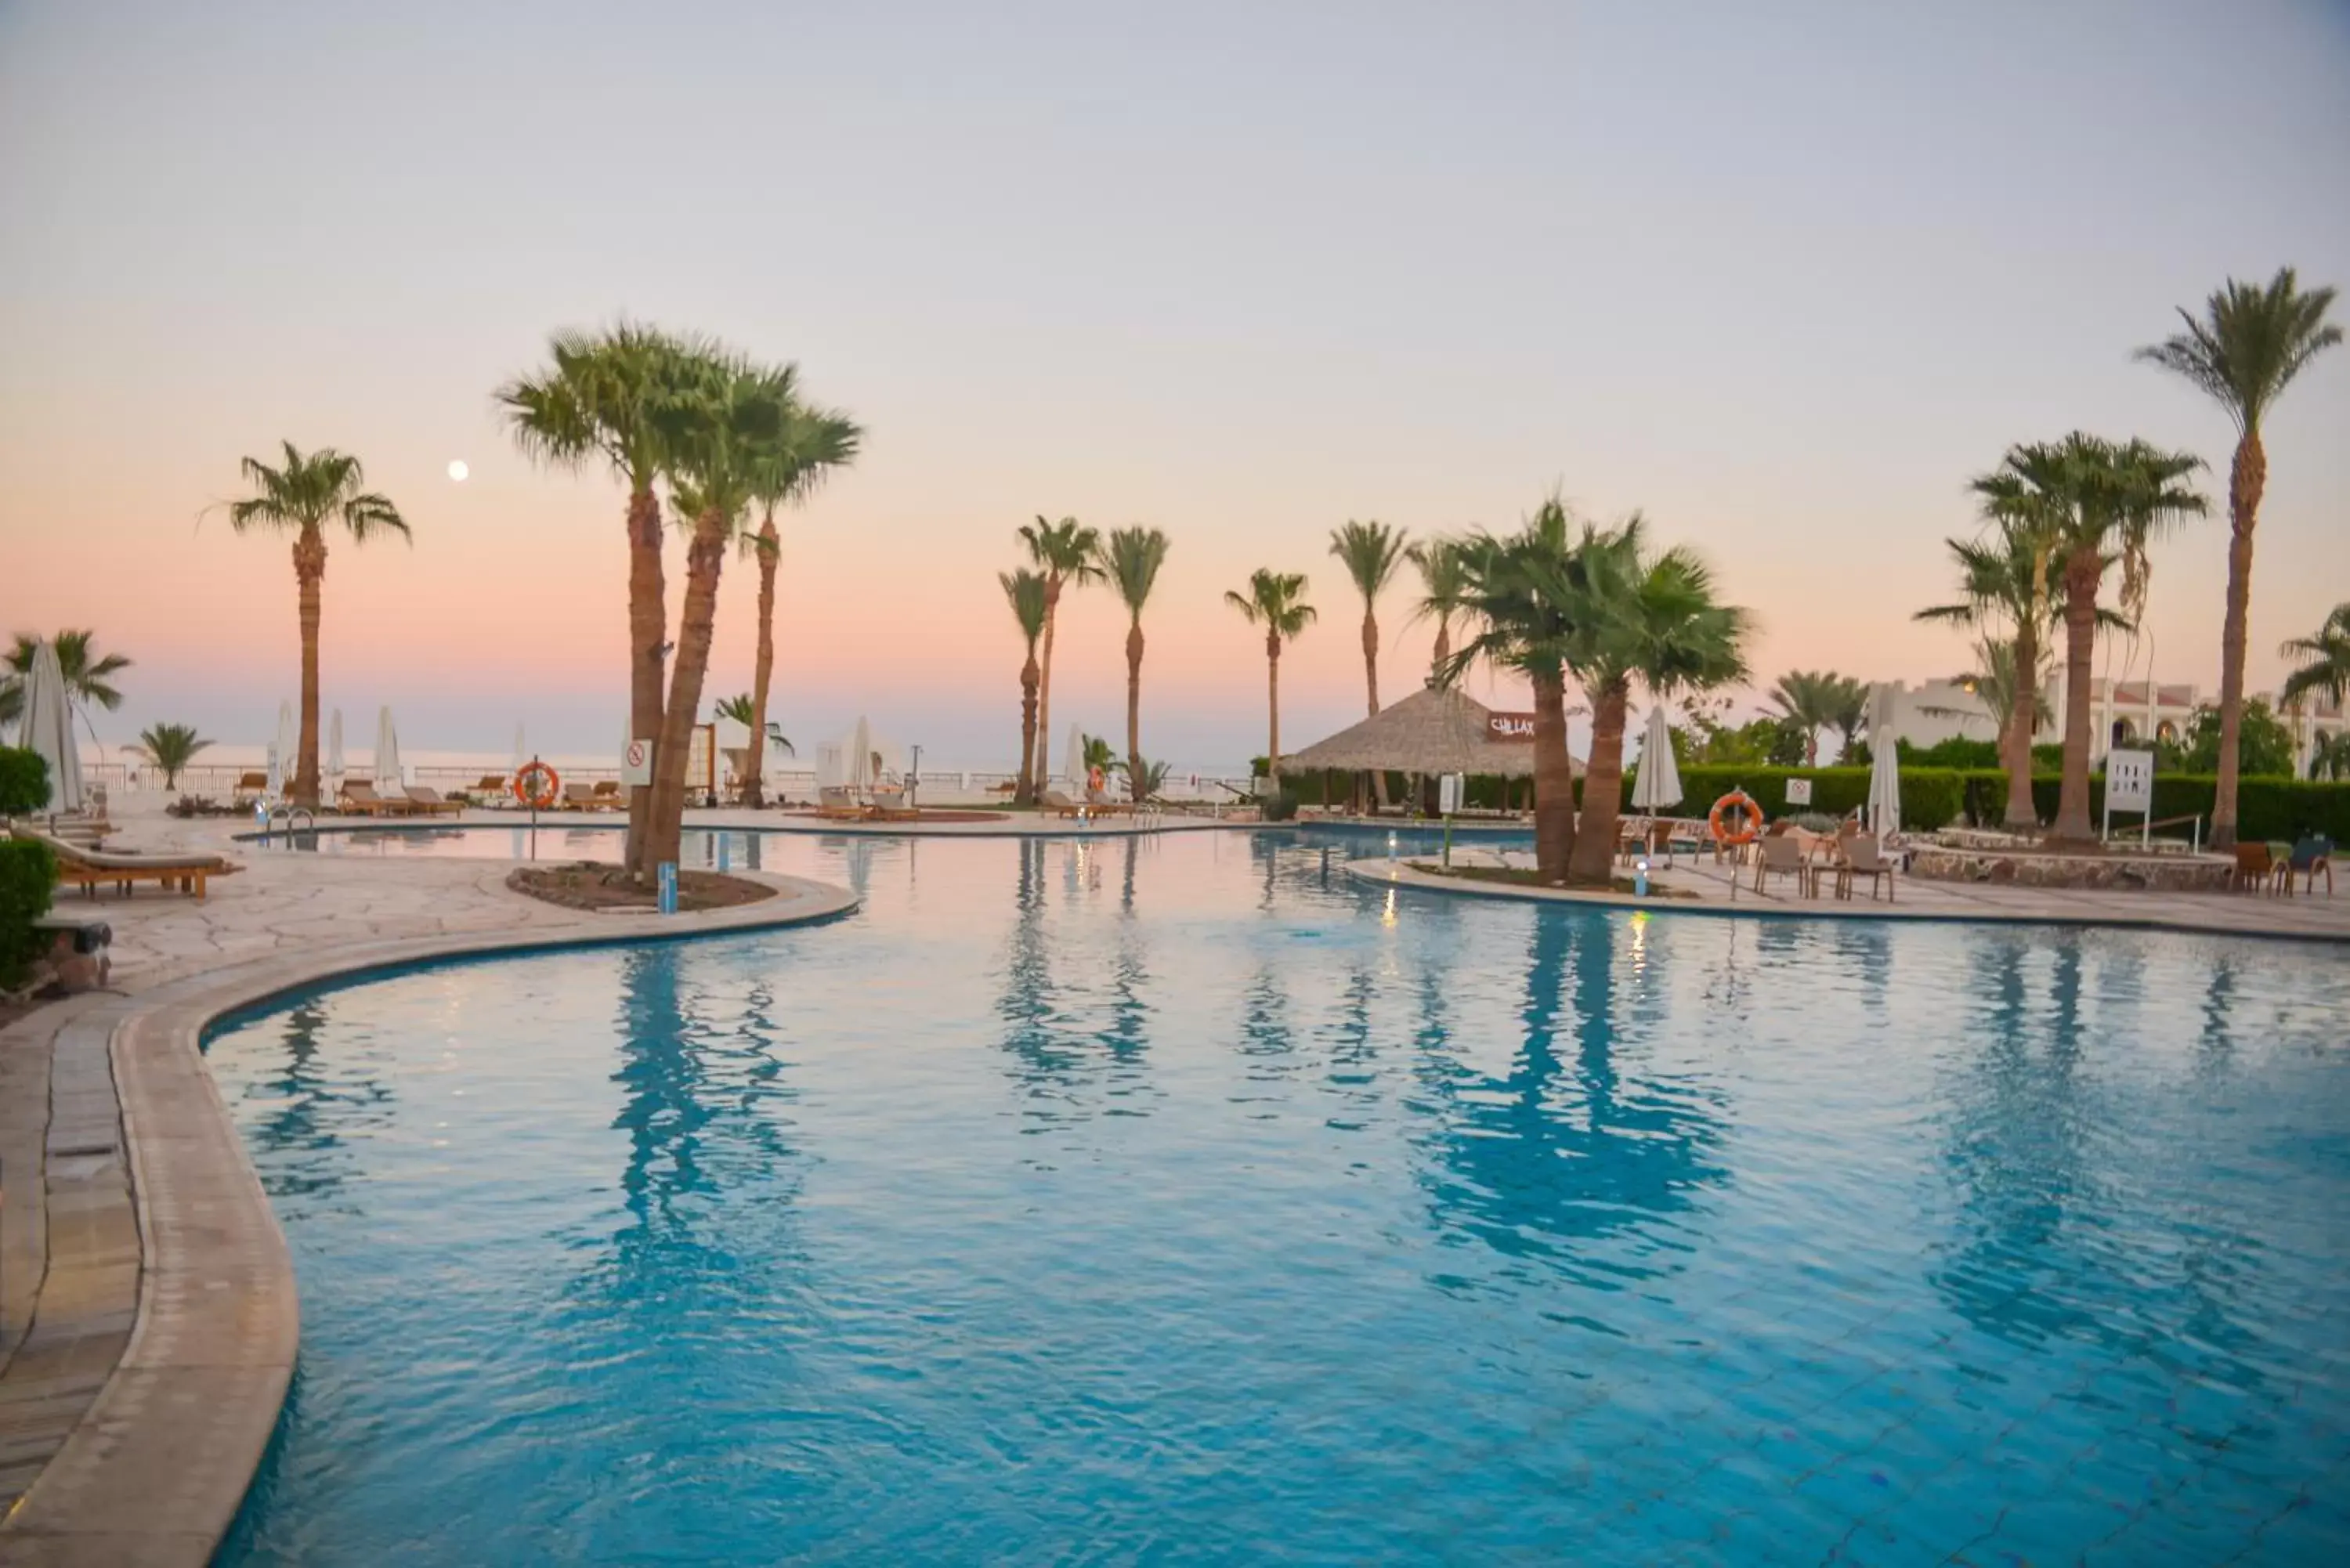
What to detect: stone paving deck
<box><xmin>1355</xmin><ymin>846</ymin><xmax>2350</xmax><ymax>943</ymax></box>
<box><xmin>0</xmin><ymin>803</ymin><xmax>860</xmax><ymax>1566</ymax></box>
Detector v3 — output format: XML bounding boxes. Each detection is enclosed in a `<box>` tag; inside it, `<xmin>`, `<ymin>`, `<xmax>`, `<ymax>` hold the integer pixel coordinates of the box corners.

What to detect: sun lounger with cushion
<box><xmin>589</xmin><ymin>780</ymin><xmax>624</xmax><ymax>810</ymax></box>
<box><xmin>562</xmin><ymin>782</ymin><xmax>601</xmax><ymax>811</ymax></box>
<box><xmin>815</xmin><ymin>786</ymin><xmax>866</xmax><ymax>820</ymax></box>
<box><xmin>338</xmin><ymin>781</ymin><xmax>414</xmax><ymax>817</ymax></box>
<box><xmin>13</xmin><ymin>826</ymin><xmax>237</xmax><ymax>901</ymax></box>
<box><xmin>403</xmin><ymin>786</ymin><xmax>465</xmax><ymax>816</ymax></box>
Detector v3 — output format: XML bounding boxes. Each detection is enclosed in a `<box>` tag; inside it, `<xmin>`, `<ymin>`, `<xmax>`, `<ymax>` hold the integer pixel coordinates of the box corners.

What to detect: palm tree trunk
<box><xmin>624</xmin><ymin>483</ymin><xmax>667</xmax><ymax>879</ymax></box>
<box><xmin>2052</xmin><ymin>551</ymin><xmax>2102</xmax><ymax>844</ymax></box>
<box><xmin>1265</xmin><ymin>630</ymin><xmax>1282</xmax><ymax>783</ymax></box>
<box><xmin>1126</xmin><ymin>619</ymin><xmax>1144</xmax><ymax>800</ymax></box>
<box><xmin>2210</xmin><ymin>430</ymin><xmax>2265</xmax><ymax>851</ymax></box>
<box><xmin>291</xmin><ymin>529</ymin><xmax>326</xmax><ymax>808</ymax></box>
<box><xmin>1430</xmin><ymin>616</ymin><xmax>1451</xmax><ymax>685</ymax></box>
<box><xmin>1567</xmin><ymin>681</ymin><xmax>1629</xmax><ymax>885</ymax></box>
<box><xmin>744</xmin><ymin>518</ymin><xmax>779</xmax><ymax>809</ymax></box>
<box><xmin>1530</xmin><ymin>673</ymin><xmax>1575</xmax><ymax>883</ymax></box>
<box><xmin>1035</xmin><ymin>577</ymin><xmax>1061</xmax><ymax>787</ymax></box>
<box><xmin>645</xmin><ymin>509</ymin><xmax>728</xmax><ymax>875</ymax></box>
<box><xmin>1362</xmin><ymin>608</ymin><xmax>1389</xmax><ymax>809</ymax></box>
<box><xmin>1017</xmin><ymin>654</ymin><xmax>1039</xmax><ymax>806</ymax></box>
<box><xmin>2002</xmin><ymin>618</ymin><xmax>2040</xmax><ymax>831</ymax></box>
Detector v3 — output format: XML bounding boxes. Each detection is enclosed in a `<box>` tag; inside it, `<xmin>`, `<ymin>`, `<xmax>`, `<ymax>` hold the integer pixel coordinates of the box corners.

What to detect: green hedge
<box><xmin>0</xmin><ymin>838</ymin><xmax>56</xmax><ymax>988</ymax></box>
<box><xmin>1635</xmin><ymin>765</ymin><xmax>1967</xmax><ymax>832</ymax></box>
<box><xmin>2025</xmin><ymin>772</ymin><xmax>2350</xmax><ymax>844</ymax></box>
<box><xmin>0</xmin><ymin>747</ymin><xmax>49</xmax><ymax>817</ymax></box>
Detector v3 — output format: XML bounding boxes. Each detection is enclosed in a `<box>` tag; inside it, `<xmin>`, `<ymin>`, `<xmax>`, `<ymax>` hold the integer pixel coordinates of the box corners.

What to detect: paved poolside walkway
<box><xmin>1357</xmin><ymin>847</ymin><xmax>2350</xmax><ymax>943</ymax></box>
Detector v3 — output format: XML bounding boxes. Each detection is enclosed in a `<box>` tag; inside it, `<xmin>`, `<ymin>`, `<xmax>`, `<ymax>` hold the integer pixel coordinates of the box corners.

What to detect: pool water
<box><xmin>205</xmin><ymin>830</ymin><xmax>2350</xmax><ymax>1565</ymax></box>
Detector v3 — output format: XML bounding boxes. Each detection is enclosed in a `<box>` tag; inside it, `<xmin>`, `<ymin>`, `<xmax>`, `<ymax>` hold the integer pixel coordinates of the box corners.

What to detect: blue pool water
<box><xmin>206</xmin><ymin>829</ymin><xmax>2350</xmax><ymax>1564</ymax></box>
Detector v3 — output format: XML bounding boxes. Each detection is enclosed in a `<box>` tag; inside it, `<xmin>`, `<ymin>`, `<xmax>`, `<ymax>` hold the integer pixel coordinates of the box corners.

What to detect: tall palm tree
<box><xmin>645</xmin><ymin>353</ymin><xmax>857</xmax><ymax>873</ymax></box>
<box><xmin>713</xmin><ymin>693</ymin><xmax>794</xmax><ymax>766</ymax></box>
<box><xmin>1223</xmin><ymin>569</ymin><xmax>1315</xmax><ymax>785</ymax></box>
<box><xmin>736</xmin><ymin>409</ymin><xmax>861</xmax><ymax>808</ymax></box>
<box><xmin>1</xmin><ymin>630</ymin><xmax>132</xmax><ymax>734</ymax></box>
<box><xmin>2308</xmin><ymin>730</ymin><xmax>2350</xmax><ymax>782</ymax></box>
<box><xmin>1766</xmin><ymin>670</ymin><xmax>1848</xmax><ymax>766</ymax></box>
<box><xmin>1561</xmin><ymin>517</ymin><xmax>1749</xmax><ymax>886</ymax></box>
<box><xmin>128</xmin><ymin>722</ymin><xmax>212</xmax><ymax>789</ymax></box>
<box><xmin>1000</xmin><ymin>569</ymin><xmax>1048</xmax><ymax>806</ymax></box>
<box><xmin>1445</xmin><ymin>497</ymin><xmax>1587</xmax><ymax>883</ymax></box>
<box><xmin>1330</xmin><ymin>519</ymin><xmax>1409</xmax><ymax>807</ymax></box>
<box><xmin>223</xmin><ymin>442</ymin><xmax>407</xmax><ymax>808</ymax></box>
<box><xmin>2279</xmin><ymin>603</ymin><xmax>2350</xmax><ymax>710</ymax></box>
<box><xmin>2005</xmin><ymin>433</ymin><xmax>2208</xmax><ymax>842</ymax></box>
<box><xmin>1405</xmin><ymin>537</ymin><xmax>1470</xmax><ymax>683</ymax></box>
<box><xmin>1098</xmin><ymin>527</ymin><xmax>1170</xmax><ymax>796</ymax></box>
<box><xmin>2136</xmin><ymin>268</ymin><xmax>2342</xmax><ymax>850</ymax></box>
<box><xmin>499</xmin><ymin>322</ymin><xmax>695</xmax><ymax>876</ymax></box>
<box><xmin>1018</xmin><ymin>515</ymin><xmax>1104</xmax><ymax>788</ymax></box>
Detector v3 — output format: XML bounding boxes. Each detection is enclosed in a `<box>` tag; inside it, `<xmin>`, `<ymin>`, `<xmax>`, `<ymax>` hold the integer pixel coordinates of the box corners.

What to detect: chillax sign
<box><xmin>1485</xmin><ymin>712</ymin><xmax>1535</xmax><ymax>742</ymax></box>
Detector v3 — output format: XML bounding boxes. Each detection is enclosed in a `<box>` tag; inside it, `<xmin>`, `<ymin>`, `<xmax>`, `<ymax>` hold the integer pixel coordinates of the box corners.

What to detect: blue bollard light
<box><xmin>657</xmin><ymin>862</ymin><xmax>678</xmax><ymax>915</ymax></box>
<box><xmin>1635</xmin><ymin>858</ymin><xmax>1650</xmax><ymax>898</ymax></box>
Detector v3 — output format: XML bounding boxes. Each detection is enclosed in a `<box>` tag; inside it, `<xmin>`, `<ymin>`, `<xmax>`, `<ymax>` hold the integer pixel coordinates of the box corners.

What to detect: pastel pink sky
<box><xmin>5</xmin><ymin>2</ymin><xmax>2346</xmax><ymax>769</ymax></box>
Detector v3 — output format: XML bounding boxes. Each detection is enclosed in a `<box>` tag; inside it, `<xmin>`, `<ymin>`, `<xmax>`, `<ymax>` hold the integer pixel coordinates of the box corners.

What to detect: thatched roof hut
<box><xmin>1280</xmin><ymin>684</ymin><xmax>1542</xmax><ymax>779</ymax></box>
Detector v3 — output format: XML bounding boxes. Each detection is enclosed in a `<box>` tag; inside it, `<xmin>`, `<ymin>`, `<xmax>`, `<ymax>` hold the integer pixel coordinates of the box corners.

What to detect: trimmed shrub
<box><xmin>0</xmin><ymin>837</ymin><xmax>56</xmax><ymax>988</ymax></box>
<box><xmin>0</xmin><ymin>747</ymin><xmax>49</xmax><ymax>817</ymax></box>
<box><xmin>1260</xmin><ymin>789</ymin><xmax>1300</xmax><ymax>822</ymax></box>
<box><xmin>1639</xmin><ymin>766</ymin><xmax>1966</xmax><ymax>832</ymax></box>
<box><xmin>2027</xmin><ymin>772</ymin><xmax>2350</xmax><ymax>844</ymax></box>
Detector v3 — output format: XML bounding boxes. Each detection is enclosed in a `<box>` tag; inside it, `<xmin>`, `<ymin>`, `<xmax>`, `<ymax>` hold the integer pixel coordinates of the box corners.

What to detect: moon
<box><xmin>446</xmin><ymin>460</ymin><xmax>470</xmax><ymax>482</ymax></box>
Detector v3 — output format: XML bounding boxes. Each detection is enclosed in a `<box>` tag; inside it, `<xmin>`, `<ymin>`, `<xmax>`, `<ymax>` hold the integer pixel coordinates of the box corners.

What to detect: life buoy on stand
<box><xmin>1708</xmin><ymin>789</ymin><xmax>1763</xmax><ymax>856</ymax></box>
<box><xmin>513</xmin><ymin>761</ymin><xmax>562</xmax><ymax>811</ymax></box>
<box><xmin>1087</xmin><ymin>764</ymin><xmax>1106</xmax><ymax>797</ymax></box>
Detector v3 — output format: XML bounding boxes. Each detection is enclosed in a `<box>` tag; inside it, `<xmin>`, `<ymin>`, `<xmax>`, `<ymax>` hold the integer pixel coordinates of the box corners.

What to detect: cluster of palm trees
<box><xmin>497</xmin><ymin>325</ymin><xmax>860</xmax><ymax>879</ymax></box>
<box><xmin>2282</xmin><ymin>604</ymin><xmax>2350</xmax><ymax>781</ymax></box>
<box><xmin>1765</xmin><ymin>671</ymin><xmax>1868</xmax><ymax>766</ymax></box>
<box><xmin>997</xmin><ymin>517</ymin><xmax>1171</xmax><ymax>805</ymax></box>
<box><xmin>1914</xmin><ymin>266</ymin><xmax>2339</xmax><ymax>847</ymax></box>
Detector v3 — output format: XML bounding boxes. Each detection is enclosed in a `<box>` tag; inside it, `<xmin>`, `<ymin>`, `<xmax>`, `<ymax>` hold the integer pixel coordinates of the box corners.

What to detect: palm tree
<box><xmin>1000</xmin><ymin>569</ymin><xmax>1048</xmax><ymax>806</ymax></box>
<box><xmin>1115</xmin><ymin>753</ymin><xmax>1173</xmax><ymax>803</ymax></box>
<box><xmin>1224</xmin><ymin>569</ymin><xmax>1315</xmax><ymax>785</ymax></box>
<box><xmin>713</xmin><ymin>693</ymin><xmax>794</xmax><ymax>771</ymax></box>
<box><xmin>2278</xmin><ymin>603</ymin><xmax>2350</xmax><ymax>711</ymax></box>
<box><xmin>2308</xmin><ymin>730</ymin><xmax>2350</xmax><ymax>782</ymax></box>
<box><xmin>223</xmin><ymin>442</ymin><xmax>407</xmax><ymax>808</ymax></box>
<box><xmin>1766</xmin><ymin>670</ymin><xmax>1849</xmax><ymax>766</ymax></box>
<box><xmin>1098</xmin><ymin>526</ymin><xmax>1170</xmax><ymax>796</ymax></box>
<box><xmin>2005</xmin><ymin>433</ymin><xmax>2209</xmax><ymax>842</ymax></box>
<box><xmin>1825</xmin><ymin>674</ymin><xmax>1869</xmax><ymax>760</ymax></box>
<box><xmin>499</xmin><ymin>323</ymin><xmax>696</xmax><ymax>875</ymax></box>
<box><xmin>1330</xmin><ymin>519</ymin><xmax>1409</xmax><ymax>807</ymax></box>
<box><xmin>1914</xmin><ymin>505</ymin><xmax>2069</xmax><ymax>829</ymax></box>
<box><xmin>128</xmin><ymin>722</ymin><xmax>212</xmax><ymax>789</ymax></box>
<box><xmin>645</xmin><ymin>352</ymin><xmax>857</xmax><ymax>873</ymax></box>
<box><xmin>1018</xmin><ymin>515</ymin><xmax>1104</xmax><ymax>788</ymax></box>
<box><xmin>1445</xmin><ymin>498</ymin><xmax>1587</xmax><ymax>883</ymax></box>
<box><xmin>1</xmin><ymin>630</ymin><xmax>132</xmax><ymax>734</ymax></box>
<box><xmin>736</xmin><ymin>408</ymin><xmax>861</xmax><ymax>808</ymax></box>
<box><xmin>1405</xmin><ymin>537</ymin><xmax>1470</xmax><ymax>683</ymax></box>
<box><xmin>1560</xmin><ymin>517</ymin><xmax>1749</xmax><ymax>886</ymax></box>
<box><xmin>2136</xmin><ymin>268</ymin><xmax>2342</xmax><ymax>850</ymax></box>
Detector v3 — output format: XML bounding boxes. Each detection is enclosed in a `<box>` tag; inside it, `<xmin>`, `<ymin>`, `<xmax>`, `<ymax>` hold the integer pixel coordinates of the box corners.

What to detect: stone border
<box><xmin>228</xmin><ymin>811</ymin><xmax>1264</xmax><ymax>844</ymax></box>
<box><xmin>1350</xmin><ymin>858</ymin><xmax>2350</xmax><ymax>945</ymax></box>
<box><xmin>0</xmin><ymin>872</ymin><xmax>858</xmax><ymax>1565</ymax></box>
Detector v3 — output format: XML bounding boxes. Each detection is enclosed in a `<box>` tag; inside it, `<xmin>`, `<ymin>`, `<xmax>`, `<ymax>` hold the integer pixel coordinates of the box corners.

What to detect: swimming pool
<box><xmin>205</xmin><ymin>830</ymin><xmax>2350</xmax><ymax>1564</ymax></box>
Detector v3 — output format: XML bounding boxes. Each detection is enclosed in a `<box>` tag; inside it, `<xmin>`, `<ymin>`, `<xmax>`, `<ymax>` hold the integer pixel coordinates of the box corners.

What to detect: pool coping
<box><xmin>0</xmin><ymin>871</ymin><xmax>859</xmax><ymax>1566</ymax></box>
<box><xmin>1350</xmin><ymin>858</ymin><xmax>2350</xmax><ymax>945</ymax></box>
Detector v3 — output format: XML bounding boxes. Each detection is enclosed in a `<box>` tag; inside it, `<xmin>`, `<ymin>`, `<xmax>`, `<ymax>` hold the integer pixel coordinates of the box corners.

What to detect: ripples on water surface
<box><xmin>205</xmin><ymin>829</ymin><xmax>2350</xmax><ymax>1565</ymax></box>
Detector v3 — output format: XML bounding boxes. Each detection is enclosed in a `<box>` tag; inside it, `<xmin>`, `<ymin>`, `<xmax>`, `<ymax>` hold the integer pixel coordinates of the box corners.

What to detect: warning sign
<box><xmin>623</xmin><ymin>738</ymin><xmax>654</xmax><ymax>787</ymax></box>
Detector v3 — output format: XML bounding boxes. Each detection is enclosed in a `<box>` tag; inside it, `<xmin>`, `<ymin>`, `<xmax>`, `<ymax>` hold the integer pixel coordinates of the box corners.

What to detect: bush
<box><xmin>0</xmin><ymin>838</ymin><xmax>56</xmax><ymax>988</ymax></box>
<box><xmin>1900</xmin><ymin>735</ymin><xmax>2002</xmax><ymax>769</ymax></box>
<box><xmin>2027</xmin><ymin>772</ymin><xmax>2350</xmax><ymax>844</ymax></box>
<box><xmin>1260</xmin><ymin>788</ymin><xmax>1300</xmax><ymax>822</ymax></box>
<box><xmin>0</xmin><ymin>747</ymin><xmax>49</xmax><ymax>817</ymax></box>
<box><xmin>1644</xmin><ymin>766</ymin><xmax>1967</xmax><ymax>832</ymax></box>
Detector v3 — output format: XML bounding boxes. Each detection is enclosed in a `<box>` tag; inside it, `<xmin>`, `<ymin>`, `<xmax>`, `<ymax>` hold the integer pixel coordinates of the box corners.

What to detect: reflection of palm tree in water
<box><xmin>1422</xmin><ymin>912</ymin><xmax>1726</xmax><ymax>1282</ymax></box>
<box><xmin>599</xmin><ymin>948</ymin><xmax>804</xmax><ymax>1293</ymax></box>
<box><xmin>242</xmin><ymin>997</ymin><xmax>396</xmax><ymax>1201</ymax></box>
<box><xmin>1932</xmin><ymin>938</ymin><xmax>2268</xmax><ymax>1390</ymax></box>
<box><xmin>997</xmin><ymin>840</ymin><xmax>1159</xmax><ymax>1131</ymax></box>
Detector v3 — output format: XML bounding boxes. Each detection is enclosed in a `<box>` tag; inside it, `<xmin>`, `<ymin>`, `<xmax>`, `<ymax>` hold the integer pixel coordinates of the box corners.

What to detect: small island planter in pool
<box><xmin>204</xmin><ymin>831</ymin><xmax>2350</xmax><ymax>1566</ymax></box>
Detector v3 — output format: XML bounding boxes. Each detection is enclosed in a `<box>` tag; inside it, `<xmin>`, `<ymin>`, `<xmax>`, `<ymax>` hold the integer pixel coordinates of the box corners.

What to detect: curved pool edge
<box><xmin>0</xmin><ymin>872</ymin><xmax>860</xmax><ymax>1566</ymax></box>
<box><xmin>1351</xmin><ymin>858</ymin><xmax>2350</xmax><ymax>945</ymax></box>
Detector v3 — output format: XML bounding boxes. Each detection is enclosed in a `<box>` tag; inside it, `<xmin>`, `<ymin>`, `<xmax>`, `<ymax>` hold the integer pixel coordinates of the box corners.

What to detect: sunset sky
<box><xmin>4</xmin><ymin>0</ymin><xmax>2346</xmax><ymax>770</ymax></box>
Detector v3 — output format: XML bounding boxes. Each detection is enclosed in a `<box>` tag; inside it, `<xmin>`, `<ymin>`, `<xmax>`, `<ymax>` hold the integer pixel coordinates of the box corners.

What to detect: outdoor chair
<box><xmin>14</xmin><ymin>824</ymin><xmax>237</xmax><ymax>901</ymax></box>
<box><xmin>403</xmin><ymin>786</ymin><xmax>465</xmax><ymax>816</ymax></box>
<box><xmin>1834</xmin><ymin>834</ymin><xmax>1896</xmax><ymax>902</ymax></box>
<box><xmin>232</xmin><ymin>771</ymin><xmax>268</xmax><ymax>805</ymax></box>
<box><xmin>2230</xmin><ymin>843</ymin><xmax>2277</xmax><ymax>894</ymax></box>
<box><xmin>1751</xmin><ymin>833</ymin><xmax>1812</xmax><ymax>897</ymax></box>
<box><xmin>338</xmin><ymin>780</ymin><xmax>411</xmax><ymax>817</ymax></box>
<box><xmin>589</xmin><ymin>780</ymin><xmax>624</xmax><ymax>811</ymax></box>
<box><xmin>2287</xmin><ymin>834</ymin><xmax>2334</xmax><ymax>898</ymax></box>
<box><xmin>815</xmin><ymin>786</ymin><xmax>866</xmax><ymax>820</ymax></box>
<box><xmin>1041</xmin><ymin>789</ymin><xmax>1085</xmax><ymax>818</ymax></box>
<box><xmin>562</xmin><ymin>782</ymin><xmax>600</xmax><ymax>811</ymax></box>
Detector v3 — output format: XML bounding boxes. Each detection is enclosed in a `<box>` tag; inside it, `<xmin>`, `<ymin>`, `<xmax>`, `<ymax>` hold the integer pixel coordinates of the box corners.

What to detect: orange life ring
<box><xmin>1087</xmin><ymin>764</ymin><xmax>1106</xmax><ymax>794</ymax></box>
<box><xmin>1708</xmin><ymin>789</ymin><xmax>1762</xmax><ymax>845</ymax></box>
<box><xmin>513</xmin><ymin>761</ymin><xmax>561</xmax><ymax>811</ymax></box>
